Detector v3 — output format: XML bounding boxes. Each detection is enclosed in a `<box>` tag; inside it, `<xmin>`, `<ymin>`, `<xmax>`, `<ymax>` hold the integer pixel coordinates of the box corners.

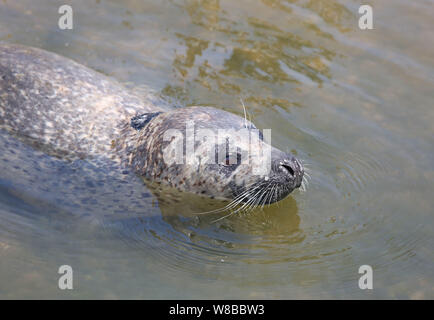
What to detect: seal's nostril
<box><xmin>281</xmin><ymin>164</ymin><xmax>294</xmax><ymax>177</ymax></box>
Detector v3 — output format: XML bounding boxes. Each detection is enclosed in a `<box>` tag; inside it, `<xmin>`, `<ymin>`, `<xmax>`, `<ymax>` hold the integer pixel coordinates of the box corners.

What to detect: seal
<box><xmin>0</xmin><ymin>42</ymin><xmax>304</xmax><ymax>208</ymax></box>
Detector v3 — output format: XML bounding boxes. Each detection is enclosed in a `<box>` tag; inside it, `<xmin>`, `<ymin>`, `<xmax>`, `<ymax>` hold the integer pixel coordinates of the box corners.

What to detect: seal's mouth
<box><xmin>259</xmin><ymin>155</ymin><xmax>305</xmax><ymax>204</ymax></box>
<box><xmin>230</xmin><ymin>155</ymin><xmax>305</xmax><ymax>207</ymax></box>
<box><xmin>192</xmin><ymin>153</ymin><xmax>306</xmax><ymax>223</ymax></box>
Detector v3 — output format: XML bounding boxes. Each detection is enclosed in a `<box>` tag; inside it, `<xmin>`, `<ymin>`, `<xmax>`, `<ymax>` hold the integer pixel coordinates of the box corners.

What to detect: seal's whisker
<box><xmin>302</xmin><ymin>173</ymin><xmax>310</xmax><ymax>188</ymax></box>
<box><xmin>208</xmin><ymin>182</ymin><xmax>278</xmax><ymax>223</ymax></box>
<box><xmin>273</xmin><ymin>184</ymin><xmax>279</xmax><ymax>203</ymax></box>
<box><xmin>240</xmin><ymin>97</ymin><xmax>248</xmax><ymax>129</ymax></box>
<box><xmin>235</xmin><ymin>183</ymin><xmax>269</xmax><ymax>214</ymax></box>
<box><xmin>251</xmin><ymin>189</ymin><xmax>265</xmax><ymax>212</ymax></box>
<box><xmin>260</xmin><ymin>189</ymin><xmax>271</xmax><ymax>210</ymax></box>
<box><xmin>211</xmin><ymin>207</ymin><xmax>240</xmax><ymax>223</ymax></box>
<box><xmin>194</xmin><ymin>190</ymin><xmax>250</xmax><ymax>215</ymax></box>
<box><xmin>270</xmin><ymin>184</ymin><xmax>277</xmax><ymax>204</ymax></box>
<box><xmin>274</xmin><ymin>186</ymin><xmax>281</xmax><ymax>208</ymax></box>
<box><xmin>257</xmin><ymin>182</ymin><xmax>274</xmax><ymax>211</ymax></box>
<box><xmin>262</xmin><ymin>183</ymin><xmax>276</xmax><ymax>209</ymax></box>
<box><xmin>259</xmin><ymin>189</ymin><xmax>269</xmax><ymax>210</ymax></box>
<box><xmin>300</xmin><ymin>158</ymin><xmax>311</xmax><ymax>165</ymax></box>
<box><xmin>199</xmin><ymin>190</ymin><xmax>253</xmax><ymax>215</ymax></box>
<box><xmin>239</xmin><ymin>185</ymin><xmax>266</xmax><ymax>211</ymax></box>
<box><xmin>211</xmin><ymin>187</ymin><xmax>263</xmax><ymax>223</ymax></box>
<box><xmin>195</xmin><ymin>181</ymin><xmax>267</xmax><ymax>216</ymax></box>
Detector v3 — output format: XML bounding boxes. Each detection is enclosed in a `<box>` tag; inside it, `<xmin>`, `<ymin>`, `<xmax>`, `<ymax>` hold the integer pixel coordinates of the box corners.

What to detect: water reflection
<box><xmin>172</xmin><ymin>0</ymin><xmax>338</xmax><ymax>88</ymax></box>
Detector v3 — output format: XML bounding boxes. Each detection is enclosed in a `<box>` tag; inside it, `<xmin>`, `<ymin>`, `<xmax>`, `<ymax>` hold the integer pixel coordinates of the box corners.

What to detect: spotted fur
<box><xmin>0</xmin><ymin>43</ymin><xmax>304</xmax><ymax>204</ymax></box>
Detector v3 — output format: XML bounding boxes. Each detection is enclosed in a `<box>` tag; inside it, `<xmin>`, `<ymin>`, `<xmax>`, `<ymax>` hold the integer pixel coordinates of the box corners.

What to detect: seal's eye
<box><xmin>225</xmin><ymin>154</ymin><xmax>231</xmax><ymax>166</ymax></box>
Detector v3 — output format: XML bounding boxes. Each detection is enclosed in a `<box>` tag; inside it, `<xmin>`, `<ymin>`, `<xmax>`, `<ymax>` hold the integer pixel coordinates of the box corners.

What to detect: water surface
<box><xmin>0</xmin><ymin>0</ymin><xmax>433</xmax><ymax>299</ymax></box>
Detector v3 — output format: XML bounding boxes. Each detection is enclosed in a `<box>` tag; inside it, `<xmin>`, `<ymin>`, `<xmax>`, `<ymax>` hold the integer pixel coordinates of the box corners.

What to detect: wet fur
<box><xmin>0</xmin><ymin>42</ymin><xmax>303</xmax><ymax>206</ymax></box>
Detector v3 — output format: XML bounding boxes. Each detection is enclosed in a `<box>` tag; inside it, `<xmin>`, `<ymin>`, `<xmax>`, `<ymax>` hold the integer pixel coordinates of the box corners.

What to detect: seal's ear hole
<box><xmin>131</xmin><ymin>112</ymin><xmax>162</xmax><ymax>130</ymax></box>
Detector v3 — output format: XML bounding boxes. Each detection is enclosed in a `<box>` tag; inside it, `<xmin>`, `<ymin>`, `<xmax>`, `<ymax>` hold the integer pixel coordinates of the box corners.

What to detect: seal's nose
<box><xmin>279</xmin><ymin>163</ymin><xmax>295</xmax><ymax>177</ymax></box>
<box><xmin>278</xmin><ymin>157</ymin><xmax>303</xmax><ymax>188</ymax></box>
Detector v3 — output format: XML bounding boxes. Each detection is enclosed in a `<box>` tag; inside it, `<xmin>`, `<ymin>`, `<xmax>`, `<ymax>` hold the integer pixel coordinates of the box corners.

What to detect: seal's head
<box><xmin>131</xmin><ymin>107</ymin><xmax>304</xmax><ymax>206</ymax></box>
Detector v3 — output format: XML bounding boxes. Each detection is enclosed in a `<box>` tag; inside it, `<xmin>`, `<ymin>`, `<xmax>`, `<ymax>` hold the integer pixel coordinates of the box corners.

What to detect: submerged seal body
<box><xmin>0</xmin><ymin>42</ymin><xmax>304</xmax><ymax>205</ymax></box>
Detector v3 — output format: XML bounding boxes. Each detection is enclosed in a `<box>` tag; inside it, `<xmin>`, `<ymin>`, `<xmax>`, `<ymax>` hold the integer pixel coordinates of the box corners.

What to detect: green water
<box><xmin>0</xmin><ymin>0</ymin><xmax>433</xmax><ymax>299</ymax></box>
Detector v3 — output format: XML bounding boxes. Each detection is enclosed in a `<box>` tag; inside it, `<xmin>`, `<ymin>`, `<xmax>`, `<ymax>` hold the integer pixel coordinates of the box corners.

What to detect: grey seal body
<box><xmin>0</xmin><ymin>43</ymin><xmax>304</xmax><ymax>205</ymax></box>
<box><xmin>0</xmin><ymin>42</ymin><xmax>162</xmax><ymax>160</ymax></box>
